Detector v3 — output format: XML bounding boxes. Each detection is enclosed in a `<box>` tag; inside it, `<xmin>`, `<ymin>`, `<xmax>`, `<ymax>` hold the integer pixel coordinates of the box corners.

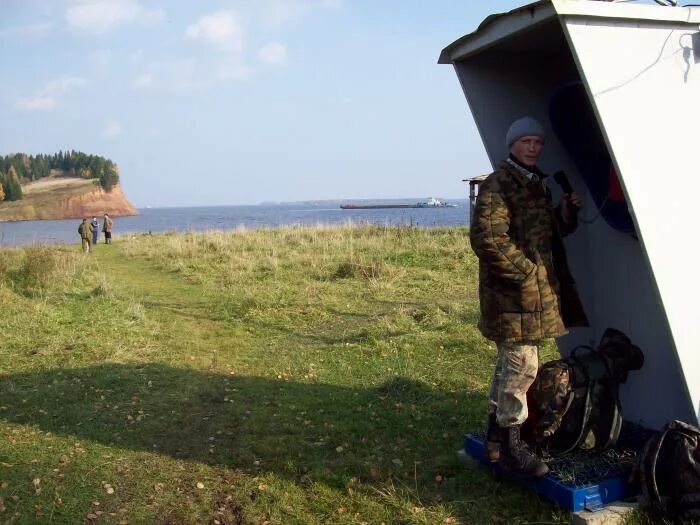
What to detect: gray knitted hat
<box><xmin>506</xmin><ymin>117</ymin><xmax>546</xmax><ymax>149</ymax></box>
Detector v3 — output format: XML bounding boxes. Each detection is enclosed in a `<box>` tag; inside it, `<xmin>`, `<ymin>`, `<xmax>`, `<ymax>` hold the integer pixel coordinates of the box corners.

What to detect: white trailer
<box><xmin>440</xmin><ymin>0</ymin><xmax>700</xmax><ymax>429</ymax></box>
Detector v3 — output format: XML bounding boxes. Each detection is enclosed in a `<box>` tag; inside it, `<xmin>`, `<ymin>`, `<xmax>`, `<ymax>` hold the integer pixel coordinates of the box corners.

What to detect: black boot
<box><xmin>500</xmin><ymin>425</ymin><xmax>549</xmax><ymax>477</ymax></box>
<box><xmin>485</xmin><ymin>413</ymin><xmax>500</xmax><ymax>462</ymax></box>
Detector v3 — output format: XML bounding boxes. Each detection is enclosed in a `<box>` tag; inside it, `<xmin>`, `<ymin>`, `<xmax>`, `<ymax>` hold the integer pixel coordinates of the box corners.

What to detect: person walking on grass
<box><xmin>469</xmin><ymin>117</ymin><xmax>589</xmax><ymax>477</ymax></box>
<box><xmin>90</xmin><ymin>216</ymin><xmax>99</xmax><ymax>246</ymax></box>
<box><xmin>102</xmin><ymin>213</ymin><xmax>113</xmax><ymax>244</ymax></box>
<box><xmin>78</xmin><ymin>217</ymin><xmax>94</xmax><ymax>253</ymax></box>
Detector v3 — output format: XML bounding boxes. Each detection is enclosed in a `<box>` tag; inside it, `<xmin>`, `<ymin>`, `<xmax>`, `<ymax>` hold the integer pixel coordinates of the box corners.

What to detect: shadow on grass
<box><xmin>0</xmin><ymin>364</ymin><xmax>485</xmax><ymax>489</ymax></box>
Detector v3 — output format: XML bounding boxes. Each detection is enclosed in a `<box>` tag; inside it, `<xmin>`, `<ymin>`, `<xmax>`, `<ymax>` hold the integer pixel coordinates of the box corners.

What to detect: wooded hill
<box><xmin>0</xmin><ymin>151</ymin><xmax>120</xmax><ymax>202</ymax></box>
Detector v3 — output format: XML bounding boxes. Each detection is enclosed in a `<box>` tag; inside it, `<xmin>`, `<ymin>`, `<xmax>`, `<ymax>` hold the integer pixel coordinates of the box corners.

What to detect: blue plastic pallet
<box><xmin>464</xmin><ymin>434</ymin><xmax>629</xmax><ymax>512</ymax></box>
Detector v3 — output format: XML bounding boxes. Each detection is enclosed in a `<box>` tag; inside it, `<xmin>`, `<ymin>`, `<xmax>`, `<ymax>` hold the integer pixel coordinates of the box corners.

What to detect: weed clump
<box><xmin>12</xmin><ymin>246</ymin><xmax>64</xmax><ymax>293</ymax></box>
<box><xmin>331</xmin><ymin>260</ymin><xmax>385</xmax><ymax>280</ymax></box>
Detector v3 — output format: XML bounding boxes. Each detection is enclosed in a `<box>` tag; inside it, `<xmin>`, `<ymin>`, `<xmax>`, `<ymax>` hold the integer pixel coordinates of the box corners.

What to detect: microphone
<box><xmin>553</xmin><ymin>170</ymin><xmax>573</xmax><ymax>194</ymax></box>
<box><xmin>553</xmin><ymin>170</ymin><xmax>579</xmax><ymax>220</ymax></box>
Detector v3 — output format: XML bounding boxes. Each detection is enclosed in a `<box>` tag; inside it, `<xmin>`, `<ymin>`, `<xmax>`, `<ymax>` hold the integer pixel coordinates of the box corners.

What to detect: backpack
<box><xmin>523</xmin><ymin>327</ymin><xmax>644</xmax><ymax>457</ymax></box>
<box><xmin>636</xmin><ymin>420</ymin><xmax>700</xmax><ymax>523</ymax></box>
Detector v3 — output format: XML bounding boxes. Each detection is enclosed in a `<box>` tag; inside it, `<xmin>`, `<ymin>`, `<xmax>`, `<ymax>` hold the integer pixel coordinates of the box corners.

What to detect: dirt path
<box><xmin>93</xmin><ymin>246</ymin><xmax>244</xmax><ymax>364</ymax></box>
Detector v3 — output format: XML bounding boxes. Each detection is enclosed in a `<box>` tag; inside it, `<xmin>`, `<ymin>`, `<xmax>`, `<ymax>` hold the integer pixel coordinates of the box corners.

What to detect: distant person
<box><xmin>78</xmin><ymin>218</ymin><xmax>94</xmax><ymax>253</ymax></box>
<box><xmin>90</xmin><ymin>216</ymin><xmax>99</xmax><ymax>246</ymax></box>
<box><xmin>102</xmin><ymin>213</ymin><xmax>113</xmax><ymax>244</ymax></box>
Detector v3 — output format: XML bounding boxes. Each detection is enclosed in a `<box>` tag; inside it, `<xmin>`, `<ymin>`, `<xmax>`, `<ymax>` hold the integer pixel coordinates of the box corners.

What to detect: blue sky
<box><xmin>1</xmin><ymin>0</ymin><xmax>530</xmax><ymax>207</ymax></box>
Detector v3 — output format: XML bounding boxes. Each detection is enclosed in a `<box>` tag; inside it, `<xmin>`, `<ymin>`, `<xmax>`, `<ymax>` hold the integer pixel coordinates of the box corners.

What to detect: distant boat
<box><xmin>340</xmin><ymin>197</ymin><xmax>457</xmax><ymax>210</ymax></box>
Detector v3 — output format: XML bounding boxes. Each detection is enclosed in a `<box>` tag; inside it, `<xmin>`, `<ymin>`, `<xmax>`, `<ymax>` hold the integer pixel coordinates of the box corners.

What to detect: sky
<box><xmin>1</xmin><ymin>0</ymin><xmax>535</xmax><ymax>207</ymax></box>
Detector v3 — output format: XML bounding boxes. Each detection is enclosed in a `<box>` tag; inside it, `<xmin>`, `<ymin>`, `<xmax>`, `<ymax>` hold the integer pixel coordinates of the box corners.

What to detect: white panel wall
<box><xmin>563</xmin><ymin>18</ymin><xmax>700</xmax><ymax>426</ymax></box>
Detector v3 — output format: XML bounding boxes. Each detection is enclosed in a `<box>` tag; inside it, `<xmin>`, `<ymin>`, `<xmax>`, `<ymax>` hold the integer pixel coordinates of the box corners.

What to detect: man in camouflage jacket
<box><xmin>78</xmin><ymin>218</ymin><xmax>94</xmax><ymax>253</ymax></box>
<box><xmin>470</xmin><ymin>117</ymin><xmax>588</xmax><ymax>476</ymax></box>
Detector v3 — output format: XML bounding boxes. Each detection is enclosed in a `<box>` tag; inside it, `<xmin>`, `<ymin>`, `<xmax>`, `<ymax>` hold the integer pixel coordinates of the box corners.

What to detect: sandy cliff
<box><xmin>0</xmin><ymin>178</ymin><xmax>139</xmax><ymax>222</ymax></box>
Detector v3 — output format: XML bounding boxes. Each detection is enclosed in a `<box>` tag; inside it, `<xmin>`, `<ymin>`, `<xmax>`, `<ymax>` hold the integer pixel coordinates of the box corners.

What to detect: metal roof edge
<box><xmin>552</xmin><ymin>0</ymin><xmax>700</xmax><ymax>25</ymax></box>
<box><xmin>438</xmin><ymin>1</ymin><xmax>553</xmax><ymax>64</ymax></box>
<box><xmin>438</xmin><ymin>0</ymin><xmax>700</xmax><ymax>65</ymax></box>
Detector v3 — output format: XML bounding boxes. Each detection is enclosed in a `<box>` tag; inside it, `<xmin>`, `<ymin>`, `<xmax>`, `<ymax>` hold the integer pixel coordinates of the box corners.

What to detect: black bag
<box><xmin>637</xmin><ymin>420</ymin><xmax>700</xmax><ymax>523</ymax></box>
<box><xmin>524</xmin><ymin>327</ymin><xmax>644</xmax><ymax>457</ymax></box>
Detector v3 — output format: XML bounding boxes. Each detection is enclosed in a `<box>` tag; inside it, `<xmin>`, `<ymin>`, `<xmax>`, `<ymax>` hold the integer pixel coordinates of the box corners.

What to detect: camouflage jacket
<box><xmin>78</xmin><ymin>222</ymin><xmax>94</xmax><ymax>240</ymax></box>
<box><xmin>470</xmin><ymin>161</ymin><xmax>588</xmax><ymax>343</ymax></box>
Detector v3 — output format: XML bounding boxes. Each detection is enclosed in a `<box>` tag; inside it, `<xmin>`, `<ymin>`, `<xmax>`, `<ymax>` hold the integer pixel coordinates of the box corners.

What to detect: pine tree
<box><xmin>5</xmin><ymin>166</ymin><xmax>23</xmax><ymax>201</ymax></box>
<box><xmin>100</xmin><ymin>164</ymin><xmax>119</xmax><ymax>192</ymax></box>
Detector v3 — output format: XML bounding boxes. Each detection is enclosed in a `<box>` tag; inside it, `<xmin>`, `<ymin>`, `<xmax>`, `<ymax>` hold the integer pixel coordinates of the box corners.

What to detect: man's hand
<box><xmin>560</xmin><ymin>192</ymin><xmax>582</xmax><ymax>223</ymax></box>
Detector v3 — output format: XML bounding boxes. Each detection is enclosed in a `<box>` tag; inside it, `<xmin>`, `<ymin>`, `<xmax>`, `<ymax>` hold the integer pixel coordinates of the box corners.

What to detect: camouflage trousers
<box><xmin>488</xmin><ymin>341</ymin><xmax>539</xmax><ymax>427</ymax></box>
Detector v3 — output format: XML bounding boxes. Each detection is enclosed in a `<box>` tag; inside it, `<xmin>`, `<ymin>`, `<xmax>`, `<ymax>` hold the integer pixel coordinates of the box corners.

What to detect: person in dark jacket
<box><xmin>90</xmin><ymin>217</ymin><xmax>99</xmax><ymax>246</ymax></box>
<box><xmin>78</xmin><ymin>218</ymin><xmax>94</xmax><ymax>253</ymax></box>
<box><xmin>470</xmin><ymin>116</ymin><xmax>588</xmax><ymax>476</ymax></box>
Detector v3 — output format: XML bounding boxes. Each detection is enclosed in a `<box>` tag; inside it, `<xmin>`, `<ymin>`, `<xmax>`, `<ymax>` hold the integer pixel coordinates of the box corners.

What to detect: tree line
<box><xmin>0</xmin><ymin>151</ymin><xmax>120</xmax><ymax>202</ymax></box>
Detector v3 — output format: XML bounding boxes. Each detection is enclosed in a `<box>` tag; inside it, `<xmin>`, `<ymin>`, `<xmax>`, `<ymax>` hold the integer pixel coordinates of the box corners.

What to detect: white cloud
<box><xmin>14</xmin><ymin>75</ymin><xmax>86</xmax><ymax>112</ymax></box>
<box><xmin>132</xmin><ymin>73</ymin><xmax>153</xmax><ymax>89</ymax></box>
<box><xmin>218</xmin><ymin>63</ymin><xmax>252</xmax><ymax>81</ymax></box>
<box><xmin>0</xmin><ymin>22</ymin><xmax>52</xmax><ymax>41</ymax></box>
<box><xmin>258</xmin><ymin>42</ymin><xmax>288</xmax><ymax>65</ymax></box>
<box><xmin>66</xmin><ymin>0</ymin><xmax>166</xmax><ymax>35</ymax></box>
<box><xmin>102</xmin><ymin>121</ymin><xmax>123</xmax><ymax>138</ymax></box>
<box><xmin>185</xmin><ymin>10</ymin><xmax>243</xmax><ymax>52</ymax></box>
<box><xmin>258</xmin><ymin>0</ymin><xmax>342</xmax><ymax>27</ymax></box>
<box><xmin>130</xmin><ymin>59</ymin><xmax>204</xmax><ymax>93</ymax></box>
<box><xmin>14</xmin><ymin>96</ymin><xmax>56</xmax><ymax>112</ymax></box>
<box><xmin>45</xmin><ymin>76</ymin><xmax>87</xmax><ymax>93</ymax></box>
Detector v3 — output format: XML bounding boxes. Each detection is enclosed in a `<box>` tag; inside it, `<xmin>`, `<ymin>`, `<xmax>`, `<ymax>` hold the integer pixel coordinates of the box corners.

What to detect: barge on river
<box><xmin>340</xmin><ymin>197</ymin><xmax>457</xmax><ymax>209</ymax></box>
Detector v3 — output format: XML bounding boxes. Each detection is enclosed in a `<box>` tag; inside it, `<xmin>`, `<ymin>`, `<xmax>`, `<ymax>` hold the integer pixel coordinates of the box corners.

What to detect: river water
<box><xmin>0</xmin><ymin>201</ymin><xmax>469</xmax><ymax>247</ymax></box>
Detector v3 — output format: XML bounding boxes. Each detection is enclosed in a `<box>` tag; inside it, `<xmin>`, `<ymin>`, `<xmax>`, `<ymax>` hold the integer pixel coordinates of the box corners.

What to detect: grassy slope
<box><xmin>0</xmin><ymin>178</ymin><xmax>98</xmax><ymax>222</ymax></box>
<box><xmin>0</xmin><ymin>227</ymin><xmax>657</xmax><ymax>524</ymax></box>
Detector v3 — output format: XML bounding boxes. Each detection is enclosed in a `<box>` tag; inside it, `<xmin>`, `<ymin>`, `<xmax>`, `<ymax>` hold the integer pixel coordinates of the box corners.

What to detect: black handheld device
<box><xmin>553</xmin><ymin>170</ymin><xmax>579</xmax><ymax>219</ymax></box>
<box><xmin>553</xmin><ymin>170</ymin><xmax>573</xmax><ymax>194</ymax></box>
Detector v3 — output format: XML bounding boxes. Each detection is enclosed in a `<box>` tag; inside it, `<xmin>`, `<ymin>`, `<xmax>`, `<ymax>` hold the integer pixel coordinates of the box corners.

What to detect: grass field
<box><xmin>0</xmin><ymin>226</ymin><xmax>657</xmax><ymax>524</ymax></box>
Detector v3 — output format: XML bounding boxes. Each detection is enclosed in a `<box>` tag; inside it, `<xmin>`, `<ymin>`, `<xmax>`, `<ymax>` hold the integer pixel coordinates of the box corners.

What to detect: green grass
<box><xmin>0</xmin><ymin>225</ymin><xmax>638</xmax><ymax>524</ymax></box>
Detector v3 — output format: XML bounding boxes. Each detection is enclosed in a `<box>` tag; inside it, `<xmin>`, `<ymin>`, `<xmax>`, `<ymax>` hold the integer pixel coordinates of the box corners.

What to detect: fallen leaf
<box><xmin>196</xmin><ymin>482</ymin><xmax>205</xmax><ymax>489</ymax></box>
